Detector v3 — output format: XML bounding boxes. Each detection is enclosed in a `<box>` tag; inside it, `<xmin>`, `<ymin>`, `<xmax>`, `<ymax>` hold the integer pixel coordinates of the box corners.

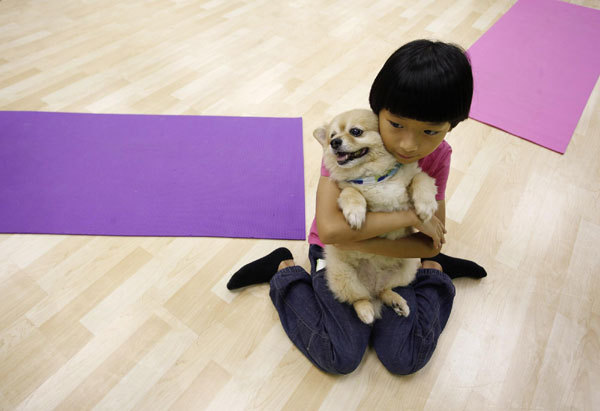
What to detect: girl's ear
<box><xmin>313</xmin><ymin>126</ymin><xmax>327</xmax><ymax>147</ymax></box>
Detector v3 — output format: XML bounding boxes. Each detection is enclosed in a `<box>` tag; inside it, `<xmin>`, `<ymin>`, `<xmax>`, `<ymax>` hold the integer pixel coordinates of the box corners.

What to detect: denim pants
<box><xmin>269</xmin><ymin>245</ymin><xmax>456</xmax><ymax>375</ymax></box>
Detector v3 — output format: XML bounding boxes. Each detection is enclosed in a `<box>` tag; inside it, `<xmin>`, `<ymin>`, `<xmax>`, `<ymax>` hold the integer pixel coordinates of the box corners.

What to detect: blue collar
<box><xmin>346</xmin><ymin>163</ymin><xmax>403</xmax><ymax>185</ymax></box>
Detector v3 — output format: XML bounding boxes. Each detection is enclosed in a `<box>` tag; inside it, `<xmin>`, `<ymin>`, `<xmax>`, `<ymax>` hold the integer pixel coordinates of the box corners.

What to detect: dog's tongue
<box><xmin>337</xmin><ymin>153</ymin><xmax>350</xmax><ymax>162</ymax></box>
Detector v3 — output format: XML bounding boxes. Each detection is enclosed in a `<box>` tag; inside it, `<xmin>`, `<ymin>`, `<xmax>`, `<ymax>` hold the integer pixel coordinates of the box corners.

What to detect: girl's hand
<box><xmin>413</xmin><ymin>214</ymin><xmax>446</xmax><ymax>250</ymax></box>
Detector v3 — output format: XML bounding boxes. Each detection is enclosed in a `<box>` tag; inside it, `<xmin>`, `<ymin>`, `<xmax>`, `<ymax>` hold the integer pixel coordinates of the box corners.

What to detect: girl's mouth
<box><xmin>395</xmin><ymin>152</ymin><xmax>417</xmax><ymax>161</ymax></box>
<box><xmin>335</xmin><ymin>147</ymin><xmax>369</xmax><ymax>165</ymax></box>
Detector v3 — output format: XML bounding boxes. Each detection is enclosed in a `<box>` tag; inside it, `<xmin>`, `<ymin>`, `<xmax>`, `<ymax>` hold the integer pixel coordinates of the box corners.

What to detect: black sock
<box><xmin>226</xmin><ymin>247</ymin><xmax>294</xmax><ymax>290</ymax></box>
<box><xmin>423</xmin><ymin>253</ymin><xmax>487</xmax><ymax>279</ymax></box>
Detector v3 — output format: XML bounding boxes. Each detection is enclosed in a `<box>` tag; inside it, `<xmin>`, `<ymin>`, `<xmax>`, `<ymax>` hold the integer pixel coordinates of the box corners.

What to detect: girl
<box><xmin>227</xmin><ymin>39</ymin><xmax>486</xmax><ymax>375</ymax></box>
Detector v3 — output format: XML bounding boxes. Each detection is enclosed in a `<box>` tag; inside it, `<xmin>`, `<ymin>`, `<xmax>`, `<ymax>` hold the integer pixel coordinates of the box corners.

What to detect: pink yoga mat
<box><xmin>0</xmin><ymin>111</ymin><xmax>306</xmax><ymax>240</ymax></box>
<box><xmin>468</xmin><ymin>0</ymin><xmax>600</xmax><ymax>154</ymax></box>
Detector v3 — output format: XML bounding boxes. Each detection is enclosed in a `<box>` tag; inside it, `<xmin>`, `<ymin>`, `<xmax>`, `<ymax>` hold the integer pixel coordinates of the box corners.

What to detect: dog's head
<box><xmin>313</xmin><ymin>109</ymin><xmax>396</xmax><ymax>181</ymax></box>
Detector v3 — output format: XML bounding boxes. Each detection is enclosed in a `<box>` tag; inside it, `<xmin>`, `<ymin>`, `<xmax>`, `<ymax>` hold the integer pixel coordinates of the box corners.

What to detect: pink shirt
<box><xmin>308</xmin><ymin>140</ymin><xmax>452</xmax><ymax>247</ymax></box>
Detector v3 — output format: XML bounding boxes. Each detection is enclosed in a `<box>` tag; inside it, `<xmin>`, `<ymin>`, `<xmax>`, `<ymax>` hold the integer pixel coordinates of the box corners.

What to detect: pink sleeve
<box><xmin>419</xmin><ymin>142</ymin><xmax>452</xmax><ymax>201</ymax></box>
<box><xmin>321</xmin><ymin>160</ymin><xmax>330</xmax><ymax>177</ymax></box>
<box><xmin>308</xmin><ymin>159</ymin><xmax>330</xmax><ymax>247</ymax></box>
<box><xmin>432</xmin><ymin>150</ymin><xmax>451</xmax><ymax>201</ymax></box>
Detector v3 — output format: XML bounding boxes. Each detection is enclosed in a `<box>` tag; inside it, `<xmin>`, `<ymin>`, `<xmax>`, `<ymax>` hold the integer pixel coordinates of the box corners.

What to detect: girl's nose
<box><xmin>398</xmin><ymin>132</ymin><xmax>418</xmax><ymax>153</ymax></box>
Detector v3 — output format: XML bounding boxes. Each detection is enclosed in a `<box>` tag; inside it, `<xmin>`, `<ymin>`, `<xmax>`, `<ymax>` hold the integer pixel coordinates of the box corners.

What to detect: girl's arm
<box><xmin>335</xmin><ymin>201</ymin><xmax>446</xmax><ymax>259</ymax></box>
<box><xmin>315</xmin><ymin>175</ymin><xmax>421</xmax><ymax>244</ymax></box>
<box><xmin>316</xmin><ymin>173</ymin><xmax>447</xmax><ymax>258</ymax></box>
<box><xmin>335</xmin><ymin>233</ymin><xmax>439</xmax><ymax>258</ymax></box>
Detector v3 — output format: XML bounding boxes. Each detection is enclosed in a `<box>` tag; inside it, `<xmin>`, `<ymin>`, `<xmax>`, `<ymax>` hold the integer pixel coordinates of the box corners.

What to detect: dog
<box><xmin>313</xmin><ymin>109</ymin><xmax>438</xmax><ymax>324</ymax></box>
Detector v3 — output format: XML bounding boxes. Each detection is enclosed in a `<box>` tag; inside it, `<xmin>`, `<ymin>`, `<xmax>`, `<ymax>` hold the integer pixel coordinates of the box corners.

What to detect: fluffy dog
<box><xmin>313</xmin><ymin>109</ymin><xmax>438</xmax><ymax>324</ymax></box>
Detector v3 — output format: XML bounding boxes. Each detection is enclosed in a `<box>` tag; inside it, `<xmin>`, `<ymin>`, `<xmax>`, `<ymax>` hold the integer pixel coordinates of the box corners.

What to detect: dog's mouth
<box><xmin>335</xmin><ymin>147</ymin><xmax>369</xmax><ymax>165</ymax></box>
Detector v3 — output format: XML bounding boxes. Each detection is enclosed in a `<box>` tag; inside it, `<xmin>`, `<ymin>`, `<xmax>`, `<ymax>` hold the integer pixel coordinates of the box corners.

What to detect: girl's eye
<box><xmin>424</xmin><ymin>130</ymin><xmax>439</xmax><ymax>136</ymax></box>
<box><xmin>389</xmin><ymin>121</ymin><xmax>402</xmax><ymax>128</ymax></box>
<box><xmin>349</xmin><ymin>127</ymin><xmax>363</xmax><ymax>137</ymax></box>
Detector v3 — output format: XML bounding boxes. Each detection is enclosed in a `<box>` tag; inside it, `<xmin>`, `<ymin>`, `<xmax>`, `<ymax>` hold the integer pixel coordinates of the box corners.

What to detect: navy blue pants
<box><xmin>269</xmin><ymin>245</ymin><xmax>455</xmax><ymax>375</ymax></box>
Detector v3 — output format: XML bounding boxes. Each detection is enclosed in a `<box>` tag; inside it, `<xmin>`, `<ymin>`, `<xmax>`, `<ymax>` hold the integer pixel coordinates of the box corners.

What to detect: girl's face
<box><xmin>378</xmin><ymin>109</ymin><xmax>451</xmax><ymax>164</ymax></box>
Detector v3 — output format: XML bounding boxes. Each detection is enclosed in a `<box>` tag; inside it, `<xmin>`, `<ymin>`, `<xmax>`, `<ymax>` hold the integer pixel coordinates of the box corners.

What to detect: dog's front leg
<box><xmin>409</xmin><ymin>172</ymin><xmax>438</xmax><ymax>222</ymax></box>
<box><xmin>338</xmin><ymin>187</ymin><xmax>367</xmax><ymax>230</ymax></box>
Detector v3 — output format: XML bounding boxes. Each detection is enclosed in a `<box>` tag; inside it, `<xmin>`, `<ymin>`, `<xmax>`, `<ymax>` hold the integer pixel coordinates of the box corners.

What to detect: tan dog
<box><xmin>314</xmin><ymin>109</ymin><xmax>438</xmax><ymax>324</ymax></box>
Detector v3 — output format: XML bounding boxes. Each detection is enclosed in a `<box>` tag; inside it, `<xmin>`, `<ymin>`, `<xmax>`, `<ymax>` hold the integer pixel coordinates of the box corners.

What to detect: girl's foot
<box><xmin>423</xmin><ymin>253</ymin><xmax>487</xmax><ymax>279</ymax></box>
<box><xmin>226</xmin><ymin>247</ymin><xmax>294</xmax><ymax>290</ymax></box>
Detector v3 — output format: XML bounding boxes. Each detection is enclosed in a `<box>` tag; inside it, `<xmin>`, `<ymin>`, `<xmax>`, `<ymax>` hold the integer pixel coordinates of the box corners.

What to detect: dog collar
<box><xmin>346</xmin><ymin>163</ymin><xmax>403</xmax><ymax>185</ymax></box>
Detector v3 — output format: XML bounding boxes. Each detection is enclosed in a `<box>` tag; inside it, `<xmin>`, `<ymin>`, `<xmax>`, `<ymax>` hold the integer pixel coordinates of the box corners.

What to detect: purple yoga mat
<box><xmin>468</xmin><ymin>0</ymin><xmax>600</xmax><ymax>154</ymax></box>
<box><xmin>0</xmin><ymin>111</ymin><xmax>306</xmax><ymax>240</ymax></box>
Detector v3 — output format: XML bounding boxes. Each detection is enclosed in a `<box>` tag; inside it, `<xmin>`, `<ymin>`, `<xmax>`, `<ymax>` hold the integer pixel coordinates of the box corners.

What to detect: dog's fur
<box><xmin>313</xmin><ymin>109</ymin><xmax>438</xmax><ymax>324</ymax></box>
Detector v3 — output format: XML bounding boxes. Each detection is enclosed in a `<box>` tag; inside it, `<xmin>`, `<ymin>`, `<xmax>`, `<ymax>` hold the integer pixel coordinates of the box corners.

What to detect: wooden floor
<box><xmin>1</xmin><ymin>0</ymin><xmax>599</xmax><ymax>409</ymax></box>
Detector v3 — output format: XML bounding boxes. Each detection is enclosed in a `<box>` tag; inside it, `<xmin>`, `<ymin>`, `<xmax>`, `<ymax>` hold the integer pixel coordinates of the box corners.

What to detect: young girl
<box><xmin>227</xmin><ymin>39</ymin><xmax>486</xmax><ymax>375</ymax></box>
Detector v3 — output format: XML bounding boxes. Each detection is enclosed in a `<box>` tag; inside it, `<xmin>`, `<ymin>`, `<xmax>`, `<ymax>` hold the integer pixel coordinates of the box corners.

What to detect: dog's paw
<box><xmin>392</xmin><ymin>300</ymin><xmax>410</xmax><ymax>317</ymax></box>
<box><xmin>342</xmin><ymin>205</ymin><xmax>366</xmax><ymax>230</ymax></box>
<box><xmin>353</xmin><ymin>299</ymin><xmax>375</xmax><ymax>324</ymax></box>
<box><xmin>338</xmin><ymin>187</ymin><xmax>367</xmax><ymax>230</ymax></box>
<box><xmin>410</xmin><ymin>172</ymin><xmax>438</xmax><ymax>222</ymax></box>
<box><xmin>379</xmin><ymin>289</ymin><xmax>410</xmax><ymax>317</ymax></box>
<box><xmin>414</xmin><ymin>199</ymin><xmax>438</xmax><ymax>222</ymax></box>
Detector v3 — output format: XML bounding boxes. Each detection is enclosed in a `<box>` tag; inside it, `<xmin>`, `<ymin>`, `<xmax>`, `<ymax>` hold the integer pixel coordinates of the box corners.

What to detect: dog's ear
<box><xmin>313</xmin><ymin>126</ymin><xmax>327</xmax><ymax>147</ymax></box>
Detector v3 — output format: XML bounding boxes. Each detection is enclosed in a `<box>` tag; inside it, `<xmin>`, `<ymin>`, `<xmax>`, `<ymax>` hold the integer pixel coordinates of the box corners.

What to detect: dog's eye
<box><xmin>349</xmin><ymin>128</ymin><xmax>363</xmax><ymax>137</ymax></box>
<box><xmin>331</xmin><ymin>131</ymin><xmax>336</xmax><ymax>138</ymax></box>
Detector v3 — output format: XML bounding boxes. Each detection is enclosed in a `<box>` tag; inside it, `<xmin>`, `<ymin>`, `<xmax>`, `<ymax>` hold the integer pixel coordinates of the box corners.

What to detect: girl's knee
<box><xmin>375</xmin><ymin>342</ymin><xmax>433</xmax><ymax>375</ymax></box>
<box><xmin>310</xmin><ymin>337</ymin><xmax>366</xmax><ymax>375</ymax></box>
<box><xmin>377</xmin><ymin>353</ymin><xmax>426</xmax><ymax>376</ymax></box>
<box><xmin>378</xmin><ymin>353</ymin><xmax>415</xmax><ymax>375</ymax></box>
<box><xmin>329</xmin><ymin>355</ymin><xmax>362</xmax><ymax>375</ymax></box>
<box><xmin>312</xmin><ymin>351</ymin><xmax>362</xmax><ymax>375</ymax></box>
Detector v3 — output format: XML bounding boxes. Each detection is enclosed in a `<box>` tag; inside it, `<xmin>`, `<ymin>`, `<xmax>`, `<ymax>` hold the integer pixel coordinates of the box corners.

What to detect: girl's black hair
<box><xmin>369</xmin><ymin>39</ymin><xmax>473</xmax><ymax>129</ymax></box>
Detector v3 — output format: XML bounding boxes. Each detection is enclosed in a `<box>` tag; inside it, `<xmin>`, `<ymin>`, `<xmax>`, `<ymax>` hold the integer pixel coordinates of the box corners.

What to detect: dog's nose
<box><xmin>330</xmin><ymin>138</ymin><xmax>342</xmax><ymax>150</ymax></box>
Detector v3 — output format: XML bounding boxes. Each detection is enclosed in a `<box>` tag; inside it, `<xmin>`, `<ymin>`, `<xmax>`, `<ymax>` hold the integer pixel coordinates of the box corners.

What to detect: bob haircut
<box><xmin>369</xmin><ymin>40</ymin><xmax>473</xmax><ymax>129</ymax></box>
